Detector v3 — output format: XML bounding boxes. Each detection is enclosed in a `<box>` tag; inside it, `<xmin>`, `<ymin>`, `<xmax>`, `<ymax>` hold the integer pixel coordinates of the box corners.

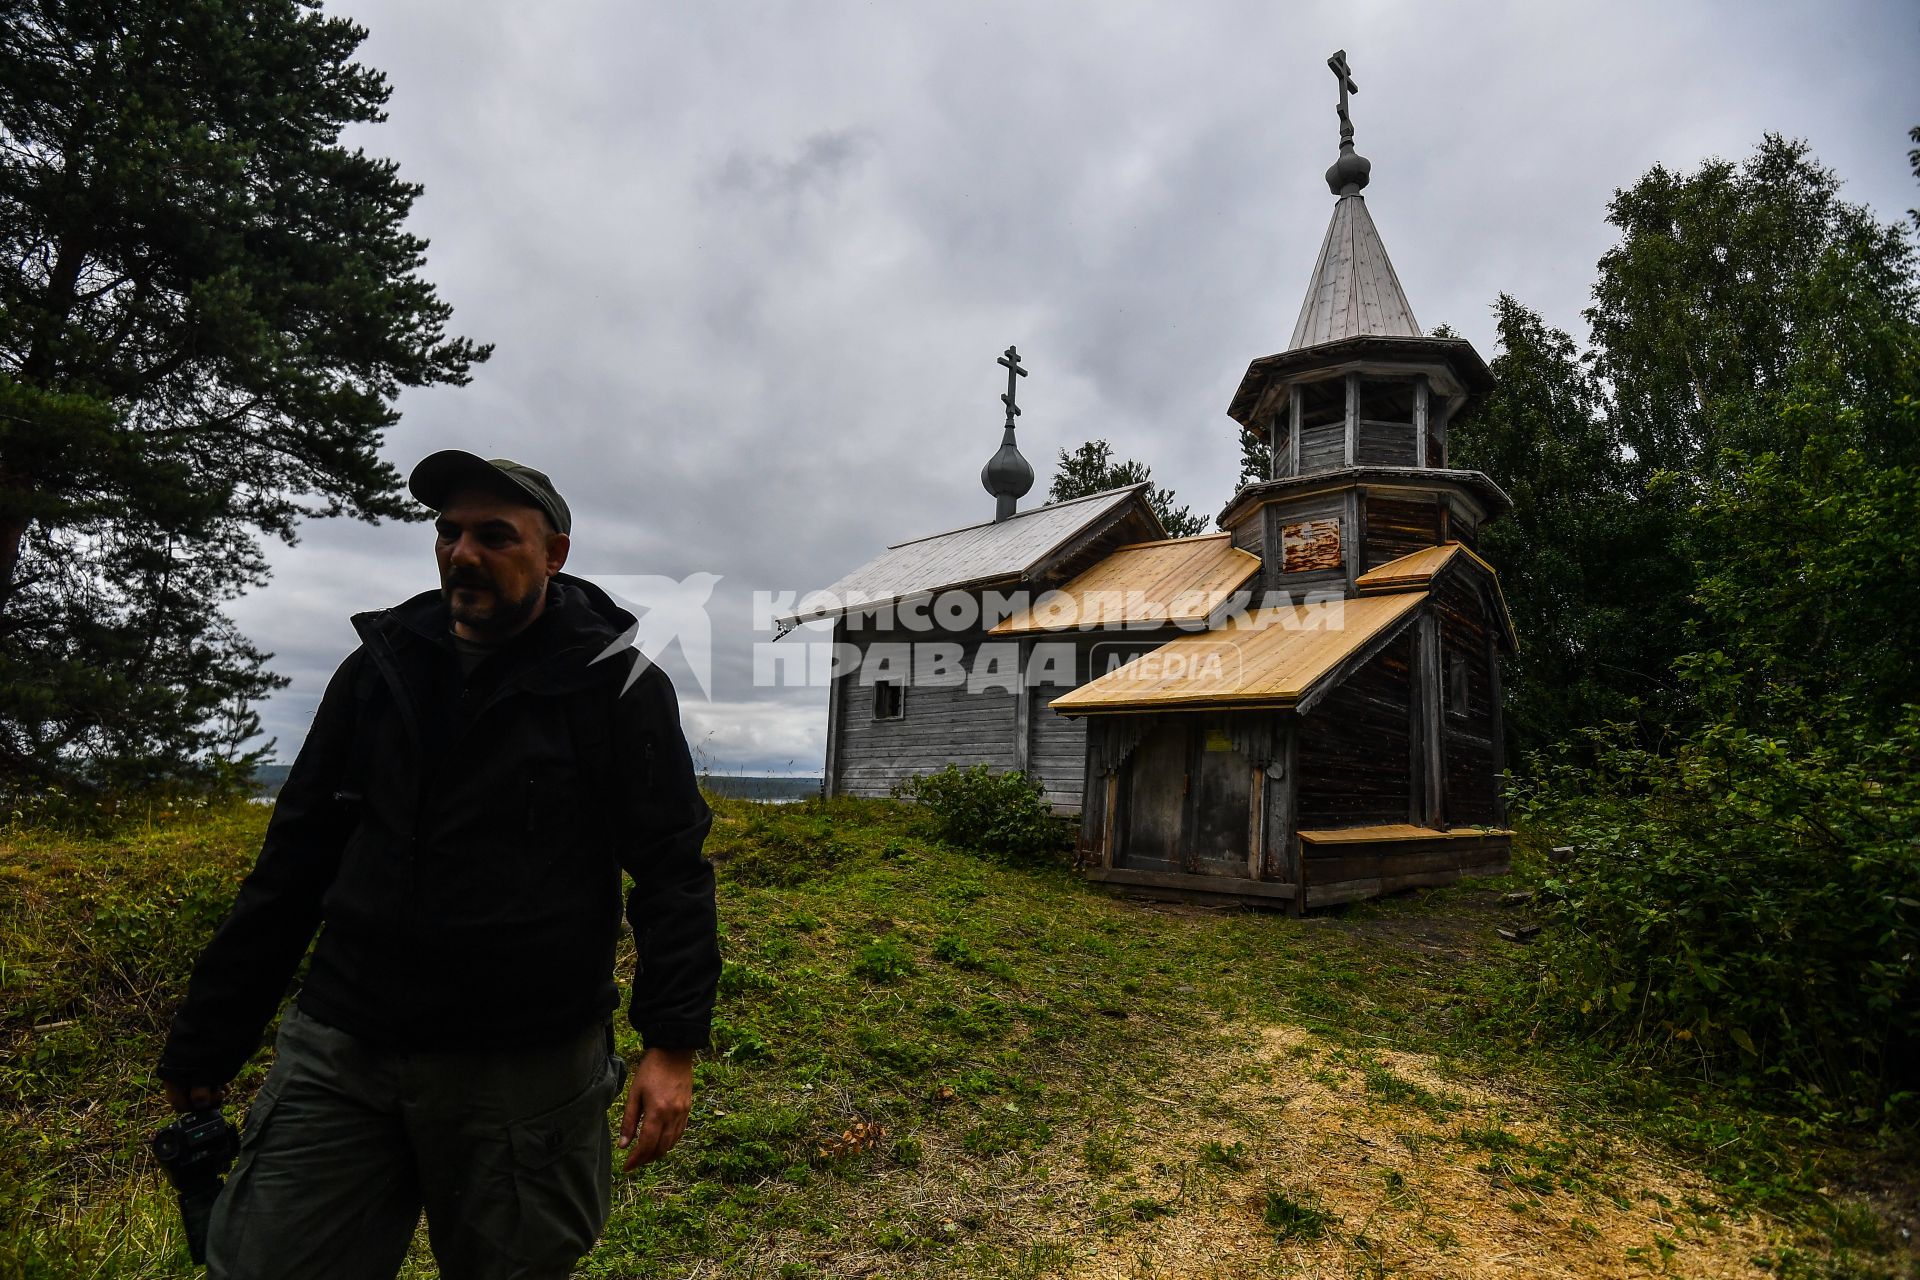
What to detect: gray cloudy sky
<box><xmin>234</xmin><ymin>0</ymin><xmax>1919</xmax><ymax>774</ymax></box>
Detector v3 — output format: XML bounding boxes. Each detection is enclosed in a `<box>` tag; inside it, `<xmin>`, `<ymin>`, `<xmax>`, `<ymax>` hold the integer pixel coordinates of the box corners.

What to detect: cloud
<box><xmin>236</xmin><ymin>0</ymin><xmax>1920</xmax><ymax>772</ymax></box>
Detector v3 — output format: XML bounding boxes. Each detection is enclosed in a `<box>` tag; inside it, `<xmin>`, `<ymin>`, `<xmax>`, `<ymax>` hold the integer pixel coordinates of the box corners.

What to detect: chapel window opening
<box><xmin>1295</xmin><ymin>376</ymin><xmax>1349</xmax><ymax>474</ymax></box>
<box><xmin>1357</xmin><ymin>376</ymin><xmax>1421</xmax><ymax>467</ymax></box>
<box><xmin>1445</xmin><ymin>655</ymin><xmax>1469</xmax><ymax>718</ymax></box>
<box><xmin>1298</xmin><ymin>377</ymin><xmax>1345</xmax><ymax>432</ymax></box>
<box><xmin>1427</xmin><ymin>397</ymin><xmax>1450</xmax><ymax>469</ymax></box>
<box><xmin>1273</xmin><ymin>398</ymin><xmax>1297</xmax><ymax>479</ymax></box>
<box><xmin>873</xmin><ymin>681</ymin><xmax>904</xmax><ymax>720</ymax></box>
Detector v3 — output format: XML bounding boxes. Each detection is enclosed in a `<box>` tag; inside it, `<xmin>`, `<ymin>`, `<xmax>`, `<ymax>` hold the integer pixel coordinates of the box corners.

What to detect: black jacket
<box><xmin>158</xmin><ymin>574</ymin><xmax>720</xmax><ymax>1087</ymax></box>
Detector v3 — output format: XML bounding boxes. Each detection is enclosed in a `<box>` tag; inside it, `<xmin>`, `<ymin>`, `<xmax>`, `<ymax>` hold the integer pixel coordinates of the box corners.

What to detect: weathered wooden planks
<box><xmin>1363</xmin><ymin>495</ymin><xmax>1442</xmax><ymax>567</ymax></box>
<box><xmin>1432</xmin><ymin>570</ymin><xmax>1501</xmax><ymax>825</ymax></box>
<box><xmin>835</xmin><ymin>634</ymin><xmax>1017</xmax><ymax>798</ymax></box>
<box><xmin>1298</xmin><ymin>827</ymin><xmax>1512</xmax><ymax>908</ymax></box>
<box><xmin>1029</xmin><ymin>685</ymin><xmax>1087</xmax><ymax>813</ymax></box>
<box><xmin>1281</xmin><ymin>518</ymin><xmax>1343</xmax><ymax>572</ymax></box>
<box><xmin>1087</xmin><ymin>866</ymin><xmax>1300</xmax><ymax>903</ymax></box>
<box><xmin>1288</xmin><ymin>195</ymin><xmax>1422</xmax><ymax>350</ymax></box>
<box><xmin>1119</xmin><ymin>721</ymin><xmax>1188</xmax><ymax>871</ymax></box>
<box><xmin>1357</xmin><ymin>420</ymin><xmax>1419</xmax><ymax>467</ymax></box>
<box><xmin>1296</xmin><ymin>630</ymin><xmax>1414</xmax><ymax>828</ymax></box>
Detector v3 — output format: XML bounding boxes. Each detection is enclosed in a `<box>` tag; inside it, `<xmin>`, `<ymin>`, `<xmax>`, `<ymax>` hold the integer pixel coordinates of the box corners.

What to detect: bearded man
<box><xmin>156</xmin><ymin>451</ymin><xmax>719</xmax><ymax>1279</ymax></box>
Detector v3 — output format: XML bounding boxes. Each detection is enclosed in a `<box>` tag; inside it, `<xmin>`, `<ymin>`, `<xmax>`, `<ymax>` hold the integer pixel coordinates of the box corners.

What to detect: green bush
<box><xmin>1516</xmin><ymin>705</ymin><xmax>1920</xmax><ymax>1123</ymax></box>
<box><xmin>893</xmin><ymin>765</ymin><xmax>1066</xmax><ymax>860</ymax></box>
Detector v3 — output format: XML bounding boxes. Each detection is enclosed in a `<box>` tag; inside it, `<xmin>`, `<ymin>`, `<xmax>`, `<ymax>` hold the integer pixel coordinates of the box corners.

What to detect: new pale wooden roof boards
<box><xmin>988</xmin><ymin>533</ymin><xmax>1261</xmax><ymax>636</ymax></box>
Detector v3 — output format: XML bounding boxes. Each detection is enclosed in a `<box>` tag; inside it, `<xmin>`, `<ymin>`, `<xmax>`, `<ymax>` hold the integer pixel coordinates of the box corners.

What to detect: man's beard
<box><xmin>444</xmin><ymin>571</ymin><xmax>544</xmax><ymax>638</ymax></box>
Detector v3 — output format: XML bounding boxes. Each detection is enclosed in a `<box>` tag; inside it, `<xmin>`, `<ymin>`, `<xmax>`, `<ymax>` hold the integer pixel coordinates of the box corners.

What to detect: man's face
<box><xmin>434</xmin><ymin>487</ymin><xmax>570</xmax><ymax>640</ymax></box>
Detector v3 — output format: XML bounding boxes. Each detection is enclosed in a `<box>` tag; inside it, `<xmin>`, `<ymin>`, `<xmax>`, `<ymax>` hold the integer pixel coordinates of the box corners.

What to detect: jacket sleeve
<box><xmin>614</xmin><ymin>662</ymin><xmax>720</xmax><ymax>1052</ymax></box>
<box><xmin>155</xmin><ymin>650</ymin><xmax>363</xmax><ymax>1087</ymax></box>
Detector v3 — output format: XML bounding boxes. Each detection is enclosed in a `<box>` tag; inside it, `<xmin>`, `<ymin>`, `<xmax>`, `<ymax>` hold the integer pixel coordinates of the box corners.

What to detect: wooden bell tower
<box><xmin>1218</xmin><ymin>50</ymin><xmax>1506</xmax><ymax>601</ymax></box>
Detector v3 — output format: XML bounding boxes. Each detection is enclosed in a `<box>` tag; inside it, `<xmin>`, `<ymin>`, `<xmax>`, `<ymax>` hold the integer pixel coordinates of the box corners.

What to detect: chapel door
<box><xmin>1188</xmin><ymin>724</ymin><xmax>1253</xmax><ymax>877</ymax></box>
<box><xmin>1119</xmin><ymin>721</ymin><xmax>1188</xmax><ymax>871</ymax></box>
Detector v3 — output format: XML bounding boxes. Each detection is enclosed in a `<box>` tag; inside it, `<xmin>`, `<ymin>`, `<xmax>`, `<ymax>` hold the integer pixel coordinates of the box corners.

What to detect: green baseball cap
<box><xmin>409</xmin><ymin>450</ymin><xmax>573</xmax><ymax>535</ymax></box>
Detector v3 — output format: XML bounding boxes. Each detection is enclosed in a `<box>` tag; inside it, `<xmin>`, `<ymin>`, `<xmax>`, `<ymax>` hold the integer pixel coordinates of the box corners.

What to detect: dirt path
<box><xmin>736</xmin><ymin>1014</ymin><xmax>1805</xmax><ymax>1279</ymax></box>
<box><xmin>1050</xmin><ymin>1021</ymin><xmax>1790</xmax><ymax>1279</ymax></box>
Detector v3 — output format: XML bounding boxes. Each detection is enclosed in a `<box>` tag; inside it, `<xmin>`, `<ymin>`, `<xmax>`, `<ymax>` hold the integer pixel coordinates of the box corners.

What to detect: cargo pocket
<box><xmin>233</xmin><ymin>1081</ymin><xmax>283</xmax><ymax>1164</ymax></box>
<box><xmin>496</xmin><ymin>1062</ymin><xmax>617</xmax><ymax>1266</ymax></box>
<box><xmin>204</xmin><ymin>1083</ymin><xmax>282</xmax><ymax>1270</ymax></box>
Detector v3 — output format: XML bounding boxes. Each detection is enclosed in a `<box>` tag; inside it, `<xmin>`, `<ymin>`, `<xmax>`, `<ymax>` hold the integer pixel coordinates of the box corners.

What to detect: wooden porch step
<box><xmin>1297</xmin><ymin>824</ymin><xmax>1514</xmax><ymax>846</ymax></box>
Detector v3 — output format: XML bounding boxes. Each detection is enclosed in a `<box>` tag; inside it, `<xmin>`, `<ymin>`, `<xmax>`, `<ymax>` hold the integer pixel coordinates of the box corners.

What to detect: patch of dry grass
<box><xmin>1054</xmin><ymin>1023</ymin><xmax>1786</xmax><ymax>1279</ymax></box>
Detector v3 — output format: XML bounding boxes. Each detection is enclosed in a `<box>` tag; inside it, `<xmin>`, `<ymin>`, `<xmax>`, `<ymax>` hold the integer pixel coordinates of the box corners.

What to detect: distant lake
<box><xmin>700</xmin><ymin>775</ymin><xmax>823</xmax><ymax>802</ymax></box>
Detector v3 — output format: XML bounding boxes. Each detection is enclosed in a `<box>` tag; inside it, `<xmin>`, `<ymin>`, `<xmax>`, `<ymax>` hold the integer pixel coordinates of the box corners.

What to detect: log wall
<box><xmin>1299</xmin><ymin>418</ymin><xmax>1347</xmax><ymax>474</ymax></box>
<box><xmin>1363</xmin><ymin>494</ymin><xmax>1443</xmax><ymax>568</ymax></box>
<box><xmin>1357</xmin><ymin>420</ymin><xmax>1419</xmax><ymax>467</ymax></box>
<box><xmin>1432</xmin><ymin>571</ymin><xmax>1501</xmax><ymax>826</ymax></box>
<box><xmin>1295</xmin><ymin>631</ymin><xmax>1414</xmax><ymax>828</ymax></box>
<box><xmin>832</xmin><ymin>632</ymin><xmax>1017</xmax><ymax>798</ymax></box>
<box><xmin>1029</xmin><ymin>685</ymin><xmax>1087</xmax><ymax>813</ymax></box>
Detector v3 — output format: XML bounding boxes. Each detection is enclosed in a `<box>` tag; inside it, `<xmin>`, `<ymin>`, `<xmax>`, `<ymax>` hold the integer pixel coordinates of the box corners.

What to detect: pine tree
<box><xmin>0</xmin><ymin>0</ymin><xmax>489</xmax><ymax>793</ymax></box>
<box><xmin>1046</xmin><ymin>440</ymin><xmax>1208</xmax><ymax>537</ymax></box>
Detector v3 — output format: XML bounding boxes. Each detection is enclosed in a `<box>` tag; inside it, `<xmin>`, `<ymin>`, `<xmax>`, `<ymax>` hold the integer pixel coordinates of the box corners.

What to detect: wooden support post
<box><xmin>1247</xmin><ymin>767</ymin><xmax>1266</xmax><ymax>881</ymax></box>
<box><xmin>1078</xmin><ymin>721</ymin><xmax>1103</xmax><ymax>859</ymax></box>
<box><xmin>1269</xmin><ymin>720</ymin><xmax>1301</xmax><ymax>913</ymax></box>
<box><xmin>1414</xmin><ymin>376</ymin><xmax>1429</xmax><ymax>468</ymax></box>
<box><xmin>1343</xmin><ymin>489</ymin><xmax>1360</xmax><ymax>598</ymax></box>
<box><xmin>1407</xmin><ymin>646</ymin><xmax>1424</xmax><ymax>825</ymax></box>
<box><xmin>1488</xmin><ymin>628</ymin><xmax>1507</xmax><ymax>826</ymax></box>
<box><xmin>1101</xmin><ymin>773</ymin><xmax>1119</xmax><ymax>869</ymax></box>
<box><xmin>1416</xmin><ymin>614</ymin><xmax>1446</xmax><ymax>828</ymax></box>
<box><xmin>1289</xmin><ymin>394</ymin><xmax>1302</xmax><ymax>479</ymax></box>
<box><xmin>1180</xmin><ymin>723</ymin><xmax>1199</xmax><ymax>875</ymax></box>
<box><xmin>1344</xmin><ymin>370</ymin><xmax>1359</xmax><ymax>470</ymax></box>
<box><xmin>1353</xmin><ymin>487</ymin><xmax>1370</xmax><ymax>576</ymax></box>
<box><xmin>823</xmin><ymin>617</ymin><xmax>845</xmax><ymax>797</ymax></box>
<box><xmin>1012</xmin><ymin>639</ymin><xmax>1033</xmax><ymax>776</ymax></box>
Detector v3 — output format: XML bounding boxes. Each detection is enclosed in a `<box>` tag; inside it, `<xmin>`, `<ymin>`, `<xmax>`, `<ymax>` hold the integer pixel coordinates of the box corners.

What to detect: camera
<box><xmin>152</xmin><ymin>1106</ymin><xmax>239</xmax><ymax>1264</ymax></box>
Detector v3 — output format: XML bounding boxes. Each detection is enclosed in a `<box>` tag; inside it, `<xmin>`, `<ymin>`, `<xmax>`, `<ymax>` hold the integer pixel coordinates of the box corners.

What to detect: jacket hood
<box><xmin>352</xmin><ymin>572</ymin><xmax>641</xmax><ymax>693</ymax></box>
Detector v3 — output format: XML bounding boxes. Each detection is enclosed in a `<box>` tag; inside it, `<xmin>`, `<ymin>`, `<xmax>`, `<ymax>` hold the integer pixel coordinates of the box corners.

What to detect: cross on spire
<box><xmin>998</xmin><ymin>345</ymin><xmax>1027</xmax><ymax>426</ymax></box>
<box><xmin>1328</xmin><ymin>49</ymin><xmax>1358</xmax><ymax>147</ymax></box>
<box><xmin>982</xmin><ymin>344</ymin><xmax>1034</xmax><ymax>522</ymax></box>
<box><xmin>1323</xmin><ymin>48</ymin><xmax>1372</xmax><ymax>195</ymax></box>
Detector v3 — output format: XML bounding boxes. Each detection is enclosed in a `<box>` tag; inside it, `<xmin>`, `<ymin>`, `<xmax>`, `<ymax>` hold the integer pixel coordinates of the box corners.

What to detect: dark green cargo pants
<box><xmin>206</xmin><ymin>1002</ymin><xmax>624</xmax><ymax>1280</ymax></box>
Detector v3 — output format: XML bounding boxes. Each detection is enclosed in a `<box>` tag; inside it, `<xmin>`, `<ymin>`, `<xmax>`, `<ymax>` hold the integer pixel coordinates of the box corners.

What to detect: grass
<box><xmin>1</xmin><ymin>796</ymin><xmax>1912</xmax><ymax>1277</ymax></box>
<box><xmin>1261</xmin><ymin>1188</ymin><xmax>1337</xmax><ymax>1241</ymax></box>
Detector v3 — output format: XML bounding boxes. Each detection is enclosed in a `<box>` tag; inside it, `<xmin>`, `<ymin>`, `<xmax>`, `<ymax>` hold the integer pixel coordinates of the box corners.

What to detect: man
<box><xmin>156</xmin><ymin>451</ymin><xmax>720</xmax><ymax>1279</ymax></box>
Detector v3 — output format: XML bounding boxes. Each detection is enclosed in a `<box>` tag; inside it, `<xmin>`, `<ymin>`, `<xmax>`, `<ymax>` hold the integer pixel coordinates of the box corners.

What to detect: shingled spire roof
<box><xmin>1286</xmin><ymin>49</ymin><xmax>1420</xmax><ymax>350</ymax></box>
<box><xmin>1287</xmin><ymin>194</ymin><xmax>1421</xmax><ymax>349</ymax></box>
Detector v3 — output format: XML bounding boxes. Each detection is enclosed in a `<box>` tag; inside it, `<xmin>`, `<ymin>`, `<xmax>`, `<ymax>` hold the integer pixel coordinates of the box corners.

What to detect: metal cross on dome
<box><xmin>1328</xmin><ymin>49</ymin><xmax>1359</xmax><ymax>145</ymax></box>
<box><xmin>998</xmin><ymin>345</ymin><xmax>1027</xmax><ymax>427</ymax></box>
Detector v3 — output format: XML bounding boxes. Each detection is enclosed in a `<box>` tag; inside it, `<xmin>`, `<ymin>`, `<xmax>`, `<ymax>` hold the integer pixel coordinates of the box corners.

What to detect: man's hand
<box><xmin>163</xmin><ymin>1081</ymin><xmax>227</xmax><ymax>1113</ymax></box>
<box><xmin>619</xmin><ymin>1046</ymin><xmax>695</xmax><ymax>1171</ymax></box>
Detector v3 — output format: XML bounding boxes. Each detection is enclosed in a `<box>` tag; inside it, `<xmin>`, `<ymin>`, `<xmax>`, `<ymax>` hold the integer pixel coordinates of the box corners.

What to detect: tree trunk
<box><xmin>0</xmin><ymin>509</ymin><xmax>29</xmax><ymax>623</ymax></box>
